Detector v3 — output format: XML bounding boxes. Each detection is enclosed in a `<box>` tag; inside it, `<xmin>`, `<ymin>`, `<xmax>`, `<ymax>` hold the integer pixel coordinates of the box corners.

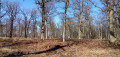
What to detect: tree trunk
<box><xmin>0</xmin><ymin>20</ymin><xmax>3</xmax><ymax>37</ymax></box>
<box><xmin>78</xmin><ymin>10</ymin><xmax>82</xmax><ymax>39</ymax></box>
<box><xmin>63</xmin><ymin>0</ymin><xmax>69</xmax><ymax>42</ymax></box>
<box><xmin>25</xmin><ymin>18</ymin><xmax>27</xmax><ymax>38</ymax></box>
<box><xmin>105</xmin><ymin>1</ymin><xmax>110</xmax><ymax>39</ymax></box>
<box><xmin>18</xmin><ymin>22</ymin><xmax>20</xmax><ymax>37</ymax></box>
<box><xmin>98</xmin><ymin>26</ymin><xmax>100</xmax><ymax>38</ymax></box>
<box><xmin>41</xmin><ymin>0</ymin><xmax>45</xmax><ymax>40</ymax></box>
<box><xmin>45</xmin><ymin>14</ymin><xmax>48</xmax><ymax>39</ymax></box>
<box><xmin>68</xmin><ymin>29</ymin><xmax>70</xmax><ymax>38</ymax></box>
<box><xmin>118</xmin><ymin>0</ymin><xmax>120</xmax><ymax>24</ymax></box>
<box><xmin>27</xmin><ymin>20</ymin><xmax>30</xmax><ymax>37</ymax></box>
<box><xmin>100</xmin><ymin>28</ymin><xmax>102</xmax><ymax>39</ymax></box>
<box><xmin>68</xmin><ymin>23</ymin><xmax>70</xmax><ymax>38</ymax></box>
<box><xmin>83</xmin><ymin>22</ymin><xmax>85</xmax><ymax>38</ymax></box>
<box><xmin>10</xmin><ymin>18</ymin><xmax>13</xmax><ymax>38</ymax></box>
<box><xmin>89</xmin><ymin>21</ymin><xmax>91</xmax><ymax>38</ymax></box>
<box><xmin>106</xmin><ymin>29</ymin><xmax>108</xmax><ymax>39</ymax></box>
<box><xmin>109</xmin><ymin>0</ymin><xmax>116</xmax><ymax>43</ymax></box>
<box><xmin>117</xmin><ymin>2</ymin><xmax>120</xmax><ymax>39</ymax></box>
<box><xmin>63</xmin><ymin>18</ymin><xmax>66</xmax><ymax>42</ymax></box>
<box><xmin>106</xmin><ymin>12</ymin><xmax>110</xmax><ymax>39</ymax></box>
<box><xmin>33</xmin><ymin>19</ymin><xmax>36</xmax><ymax>38</ymax></box>
<box><xmin>45</xmin><ymin>20</ymin><xmax>48</xmax><ymax>39</ymax></box>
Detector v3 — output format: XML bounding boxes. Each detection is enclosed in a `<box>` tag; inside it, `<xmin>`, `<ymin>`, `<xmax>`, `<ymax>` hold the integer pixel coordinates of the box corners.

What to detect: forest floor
<box><xmin>0</xmin><ymin>37</ymin><xmax>120</xmax><ymax>57</ymax></box>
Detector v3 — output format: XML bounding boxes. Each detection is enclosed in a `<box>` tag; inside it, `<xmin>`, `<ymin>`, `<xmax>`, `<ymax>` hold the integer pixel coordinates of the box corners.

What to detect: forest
<box><xmin>0</xmin><ymin>0</ymin><xmax>120</xmax><ymax>57</ymax></box>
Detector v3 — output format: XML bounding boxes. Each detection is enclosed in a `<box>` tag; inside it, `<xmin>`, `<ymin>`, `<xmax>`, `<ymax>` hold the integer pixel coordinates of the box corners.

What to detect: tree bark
<box><xmin>0</xmin><ymin>20</ymin><xmax>3</xmax><ymax>37</ymax></box>
<box><xmin>32</xmin><ymin>18</ymin><xmax>36</xmax><ymax>38</ymax></box>
<box><xmin>63</xmin><ymin>0</ymin><xmax>69</xmax><ymax>42</ymax></box>
<box><xmin>78</xmin><ymin>10</ymin><xmax>82</xmax><ymax>39</ymax></box>
<box><xmin>10</xmin><ymin>18</ymin><xmax>13</xmax><ymax>38</ymax></box>
<box><xmin>18</xmin><ymin>21</ymin><xmax>21</xmax><ymax>37</ymax></box>
<box><xmin>41</xmin><ymin>0</ymin><xmax>45</xmax><ymax>40</ymax></box>
<box><xmin>109</xmin><ymin>0</ymin><xmax>116</xmax><ymax>43</ymax></box>
<box><xmin>25</xmin><ymin>18</ymin><xmax>27</xmax><ymax>38</ymax></box>
<box><xmin>106</xmin><ymin>11</ymin><xmax>110</xmax><ymax>39</ymax></box>
<box><xmin>117</xmin><ymin>1</ymin><xmax>120</xmax><ymax>39</ymax></box>
<box><xmin>45</xmin><ymin>14</ymin><xmax>48</xmax><ymax>39</ymax></box>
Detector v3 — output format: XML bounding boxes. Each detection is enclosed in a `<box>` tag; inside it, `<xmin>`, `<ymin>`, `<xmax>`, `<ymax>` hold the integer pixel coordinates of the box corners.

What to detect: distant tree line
<box><xmin>0</xmin><ymin>0</ymin><xmax>120</xmax><ymax>43</ymax></box>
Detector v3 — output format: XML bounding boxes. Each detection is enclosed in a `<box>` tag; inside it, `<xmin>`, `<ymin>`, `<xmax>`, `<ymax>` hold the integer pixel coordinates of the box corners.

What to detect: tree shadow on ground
<box><xmin>4</xmin><ymin>45</ymin><xmax>68</xmax><ymax>57</ymax></box>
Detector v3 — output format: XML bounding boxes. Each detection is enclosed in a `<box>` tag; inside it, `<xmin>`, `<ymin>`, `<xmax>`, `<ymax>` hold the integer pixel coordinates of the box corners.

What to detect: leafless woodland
<box><xmin>0</xmin><ymin>0</ymin><xmax>120</xmax><ymax>57</ymax></box>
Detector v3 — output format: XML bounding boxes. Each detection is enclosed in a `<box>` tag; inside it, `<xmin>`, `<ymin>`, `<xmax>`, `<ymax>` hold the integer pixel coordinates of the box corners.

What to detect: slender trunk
<box><xmin>9</xmin><ymin>18</ymin><xmax>13</xmax><ymax>38</ymax></box>
<box><xmin>100</xmin><ymin>28</ymin><xmax>102</xmax><ymax>39</ymax></box>
<box><xmin>25</xmin><ymin>18</ymin><xmax>27</xmax><ymax>38</ymax></box>
<box><xmin>49</xmin><ymin>20</ymin><xmax>52</xmax><ymax>39</ymax></box>
<box><xmin>34</xmin><ymin>19</ymin><xmax>37</xmax><ymax>37</ymax></box>
<box><xmin>78</xmin><ymin>27</ymin><xmax>81</xmax><ymax>39</ymax></box>
<box><xmin>78</xmin><ymin>11</ymin><xmax>82</xmax><ymax>39</ymax></box>
<box><xmin>105</xmin><ymin>29</ymin><xmax>107</xmax><ymax>39</ymax></box>
<box><xmin>33</xmin><ymin>19</ymin><xmax>36</xmax><ymax>38</ymax></box>
<box><xmin>63</xmin><ymin>18</ymin><xmax>66</xmax><ymax>42</ymax></box>
<box><xmin>5</xmin><ymin>20</ymin><xmax>7</xmax><ymax>37</ymax></box>
<box><xmin>63</xmin><ymin>0</ymin><xmax>69</xmax><ymax>42</ymax></box>
<box><xmin>107</xmin><ymin>11</ymin><xmax>110</xmax><ymax>39</ymax></box>
<box><xmin>83</xmin><ymin>22</ymin><xmax>85</xmax><ymax>37</ymax></box>
<box><xmin>118</xmin><ymin>1</ymin><xmax>120</xmax><ymax>26</ymax></box>
<box><xmin>98</xmin><ymin>26</ymin><xmax>100</xmax><ymax>38</ymax></box>
<box><xmin>45</xmin><ymin>14</ymin><xmax>48</xmax><ymax>39</ymax></box>
<box><xmin>0</xmin><ymin>20</ymin><xmax>2</xmax><ymax>37</ymax></box>
<box><xmin>89</xmin><ymin>20</ymin><xmax>91</xmax><ymax>38</ymax></box>
<box><xmin>27</xmin><ymin>20</ymin><xmax>30</xmax><ymax>37</ymax></box>
<box><xmin>68</xmin><ymin>24</ymin><xmax>70</xmax><ymax>38</ymax></box>
<box><xmin>50</xmin><ymin>25</ymin><xmax>52</xmax><ymax>39</ymax></box>
<box><xmin>87</xmin><ymin>25</ymin><xmax>89</xmax><ymax>38</ymax></box>
<box><xmin>18</xmin><ymin>23</ymin><xmax>20</xmax><ymax>37</ymax></box>
<box><xmin>45</xmin><ymin>20</ymin><xmax>48</xmax><ymax>39</ymax></box>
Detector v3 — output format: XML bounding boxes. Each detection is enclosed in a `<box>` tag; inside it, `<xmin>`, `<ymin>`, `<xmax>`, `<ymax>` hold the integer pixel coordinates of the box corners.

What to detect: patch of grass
<box><xmin>0</xmin><ymin>47</ymin><xmax>17</xmax><ymax>57</ymax></box>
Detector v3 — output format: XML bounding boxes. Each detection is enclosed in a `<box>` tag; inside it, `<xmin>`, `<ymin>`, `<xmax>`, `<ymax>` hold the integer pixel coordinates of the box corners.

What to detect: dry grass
<box><xmin>0</xmin><ymin>37</ymin><xmax>120</xmax><ymax>57</ymax></box>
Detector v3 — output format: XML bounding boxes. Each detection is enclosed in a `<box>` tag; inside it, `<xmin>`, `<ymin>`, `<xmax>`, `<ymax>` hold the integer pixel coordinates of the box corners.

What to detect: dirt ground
<box><xmin>0</xmin><ymin>37</ymin><xmax>120</xmax><ymax>57</ymax></box>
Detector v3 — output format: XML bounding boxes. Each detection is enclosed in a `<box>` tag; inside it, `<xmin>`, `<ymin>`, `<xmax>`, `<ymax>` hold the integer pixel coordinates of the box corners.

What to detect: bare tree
<box><xmin>0</xmin><ymin>0</ymin><xmax>2</xmax><ymax>18</ymax></box>
<box><xmin>0</xmin><ymin>20</ymin><xmax>3</xmax><ymax>36</ymax></box>
<box><xmin>49</xmin><ymin>18</ymin><xmax>56</xmax><ymax>38</ymax></box>
<box><xmin>36</xmin><ymin>0</ymin><xmax>45</xmax><ymax>39</ymax></box>
<box><xmin>66</xmin><ymin>18</ymin><xmax>74</xmax><ymax>38</ymax></box>
<box><xmin>98</xmin><ymin>0</ymin><xmax>117</xmax><ymax>42</ymax></box>
<box><xmin>21</xmin><ymin>9</ymin><xmax>31</xmax><ymax>38</ymax></box>
<box><xmin>84</xmin><ymin>4</ymin><xmax>92</xmax><ymax>38</ymax></box>
<box><xmin>109</xmin><ymin>0</ymin><xmax>117</xmax><ymax>42</ymax></box>
<box><xmin>31</xmin><ymin>8</ymin><xmax>38</xmax><ymax>38</ymax></box>
<box><xmin>36</xmin><ymin>0</ymin><xmax>52</xmax><ymax>39</ymax></box>
<box><xmin>72</xmin><ymin>0</ymin><xmax>84</xmax><ymax>39</ymax></box>
<box><xmin>115</xmin><ymin>0</ymin><xmax>120</xmax><ymax>39</ymax></box>
<box><xmin>62</xmin><ymin>0</ymin><xmax>69</xmax><ymax>42</ymax></box>
<box><xmin>0</xmin><ymin>0</ymin><xmax>2</xmax><ymax>36</ymax></box>
<box><xmin>45</xmin><ymin>0</ymin><xmax>55</xmax><ymax>39</ymax></box>
<box><xmin>16</xmin><ymin>17</ymin><xmax>23</xmax><ymax>37</ymax></box>
<box><xmin>0</xmin><ymin>0</ymin><xmax>6</xmax><ymax>18</ymax></box>
<box><xmin>0</xmin><ymin>0</ymin><xmax>6</xmax><ymax>37</ymax></box>
<box><xmin>5</xmin><ymin>1</ymin><xmax>19</xmax><ymax>38</ymax></box>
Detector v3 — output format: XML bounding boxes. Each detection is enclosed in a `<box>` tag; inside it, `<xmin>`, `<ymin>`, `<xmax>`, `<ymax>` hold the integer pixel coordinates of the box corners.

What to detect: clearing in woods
<box><xmin>0</xmin><ymin>37</ymin><xmax>120</xmax><ymax>57</ymax></box>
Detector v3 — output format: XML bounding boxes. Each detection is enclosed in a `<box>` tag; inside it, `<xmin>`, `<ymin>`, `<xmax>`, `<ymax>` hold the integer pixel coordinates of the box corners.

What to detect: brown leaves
<box><xmin>0</xmin><ymin>38</ymin><xmax>120</xmax><ymax>57</ymax></box>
